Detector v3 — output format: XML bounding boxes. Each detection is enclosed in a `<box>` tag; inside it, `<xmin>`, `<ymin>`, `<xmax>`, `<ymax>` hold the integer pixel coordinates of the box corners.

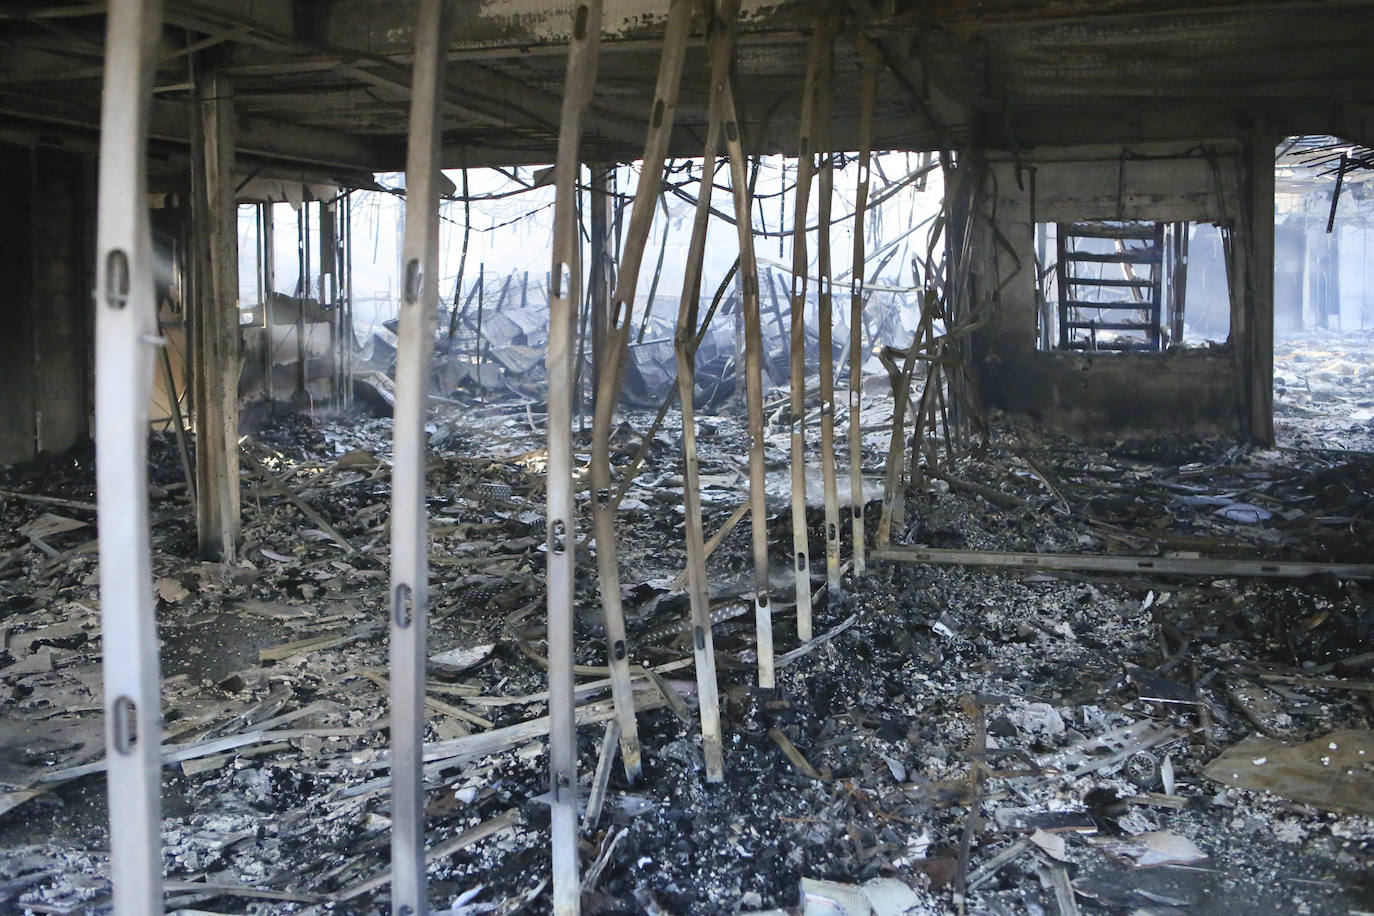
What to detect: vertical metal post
<box><xmin>95</xmin><ymin>1</ymin><xmax>165</xmax><ymax>913</ymax></box>
<box><xmin>813</xmin><ymin>21</ymin><xmax>841</xmax><ymax>598</ymax></box>
<box><xmin>389</xmin><ymin>1</ymin><xmax>448</xmax><ymax>913</ymax></box>
<box><xmin>295</xmin><ymin>205</ymin><xmax>307</xmax><ymax>400</ymax></box>
<box><xmin>709</xmin><ymin>0</ymin><xmax>775</xmax><ymax>686</ymax></box>
<box><xmin>261</xmin><ymin>202</ymin><xmax>275</xmax><ymax>403</ymax></box>
<box><xmin>788</xmin><ymin>28</ymin><xmax>824</xmax><ymax>642</ymax></box>
<box><xmin>672</xmin><ymin>0</ymin><xmax>737</xmax><ymax>780</ymax></box>
<box><xmin>336</xmin><ymin>195</ymin><xmax>348</xmax><ymax>409</ymax></box>
<box><xmin>848</xmin><ymin>60</ymin><xmax>877</xmax><ymax>577</ymax></box>
<box><xmin>588</xmin><ymin>166</ymin><xmax>612</xmax><ymax>410</ymax></box>
<box><xmin>321</xmin><ymin>197</ymin><xmax>338</xmax><ymax>407</ymax></box>
<box><xmin>548</xmin><ymin>2</ymin><xmax>602</xmax><ymax>912</ymax></box>
<box><xmin>590</xmin><ymin>0</ymin><xmax>693</xmax><ymax>783</ymax></box>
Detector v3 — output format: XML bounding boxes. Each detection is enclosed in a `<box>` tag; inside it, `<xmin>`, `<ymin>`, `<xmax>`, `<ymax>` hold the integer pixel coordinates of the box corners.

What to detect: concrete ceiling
<box><xmin>1</xmin><ymin>0</ymin><xmax>1373</xmax><ymax>181</ymax></box>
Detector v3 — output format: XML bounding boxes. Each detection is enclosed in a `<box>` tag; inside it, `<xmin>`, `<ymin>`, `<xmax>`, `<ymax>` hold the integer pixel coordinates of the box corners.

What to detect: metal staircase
<box><xmin>1055</xmin><ymin>220</ymin><xmax>1165</xmax><ymax>351</ymax></box>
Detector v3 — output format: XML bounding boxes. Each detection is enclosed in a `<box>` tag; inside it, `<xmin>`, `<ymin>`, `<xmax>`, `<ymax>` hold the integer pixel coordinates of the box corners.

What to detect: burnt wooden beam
<box><xmin>188</xmin><ymin>66</ymin><xmax>240</xmax><ymax>562</ymax></box>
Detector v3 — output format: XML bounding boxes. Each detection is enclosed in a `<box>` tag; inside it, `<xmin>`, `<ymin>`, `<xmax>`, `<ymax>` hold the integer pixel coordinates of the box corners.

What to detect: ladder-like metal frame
<box><xmin>1056</xmin><ymin>221</ymin><xmax>1166</xmax><ymax>351</ymax></box>
<box><xmin>95</xmin><ymin>2</ymin><xmax>167</xmax><ymax>913</ymax></box>
<box><xmin>389</xmin><ymin>1</ymin><xmax>450</xmax><ymax>912</ymax></box>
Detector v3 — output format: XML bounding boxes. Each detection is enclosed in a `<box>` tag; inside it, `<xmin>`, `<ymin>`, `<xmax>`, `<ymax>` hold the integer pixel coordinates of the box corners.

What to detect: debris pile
<box><xmin>0</xmin><ymin>334</ymin><xmax>1371</xmax><ymax>914</ymax></box>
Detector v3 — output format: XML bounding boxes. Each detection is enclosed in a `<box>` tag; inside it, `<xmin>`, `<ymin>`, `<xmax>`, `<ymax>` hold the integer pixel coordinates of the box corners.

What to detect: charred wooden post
<box><xmin>94</xmin><ymin>0</ymin><xmax>166</xmax><ymax>911</ymax></box>
<box><xmin>388</xmin><ymin>1</ymin><xmax>449</xmax><ymax>912</ymax></box>
<box><xmin>848</xmin><ymin>59</ymin><xmax>878</xmax><ymax>577</ymax></box>
<box><xmin>189</xmin><ymin>67</ymin><xmax>240</xmax><ymax>562</ymax></box>
<box><xmin>546</xmin><ymin>1</ymin><xmax>603</xmax><ymax>910</ymax></box>
<box><xmin>813</xmin><ymin>21</ymin><xmax>842</xmax><ymax>597</ymax></box>
<box><xmin>788</xmin><ymin>28</ymin><xmax>825</xmax><ymax>640</ymax></box>
<box><xmin>590</xmin><ymin>0</ymin><xmax>693</xmax><ymax>784</ymax></box>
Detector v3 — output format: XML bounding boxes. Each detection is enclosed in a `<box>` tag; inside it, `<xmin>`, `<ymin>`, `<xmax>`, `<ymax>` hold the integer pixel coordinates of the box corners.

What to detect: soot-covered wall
<box><xmin>968</xmin><ymin>140</ymin><xmax>1275</xmax><ymax>442</ymax></box>
<box><xmin>0</xmin><ymin>142</ymin><xmax>95</xmax><ymax>464</ymax></box>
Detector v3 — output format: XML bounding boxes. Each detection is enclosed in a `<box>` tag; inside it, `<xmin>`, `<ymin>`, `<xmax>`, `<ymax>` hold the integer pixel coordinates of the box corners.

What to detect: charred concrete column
<box><xmin>189</xmin><ymin>68</ymin><xmax>241</xmax><ymax>560</ymax></box>
<box><xmin>1242</xmin><ymin>135</ymin><xmax>1276</xmax><ymax>446</ymax></box>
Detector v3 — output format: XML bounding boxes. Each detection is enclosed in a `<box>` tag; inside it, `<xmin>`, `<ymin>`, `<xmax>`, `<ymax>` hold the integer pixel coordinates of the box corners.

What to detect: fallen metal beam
<box><xmin>847</xmin><ymin>56</ymin><xmax>878</xmax><ymax>578</ymax></box>
<box><xmin>94</xmin><ymin>0</ymin><xmax>166</xmax><ymax>913</ymax></box>
<box><xmin>589</xmin><ymin>0</ymin><xmax>693</xmax><ymax>785</ymax></box>
<box><xmin>389</xmin><ymin>0</ymin><xmax>450</xmax><ymax>912</ymax></box>
<box><xmin>872</xmin><ymin>546</ymin><xmax>1374</xmax><ymax>580</ymax></box>
<box><xmin>546</xmin><ymin>0</ymin><xmax>603</xmax><ymax>910</ymax></box>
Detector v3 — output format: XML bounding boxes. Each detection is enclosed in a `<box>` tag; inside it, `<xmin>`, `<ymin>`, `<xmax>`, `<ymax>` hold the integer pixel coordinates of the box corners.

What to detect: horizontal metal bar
<box><xmin>872</xmin><ymin>546</ymin><xmax>1374</xmax><ymax>580</ymax></box>
<box><xmin>1063</xmin><ymin>276</ymin><xmax>1154</xmax><ymax>288</ymax></box>
<box><xmin>1063</xmin><ymin>249</ymin><xmax>1162</xmax><ymax>265</ymax></box>
<box><xmin>1061</xmin><ymin>300</ymin><xmax>1153</xmax><ymax>311</ymax></box>
<box><xmin>1063</xmin><ymin>320</ymin><xmax>1154</xmax><ymax>331</ymax></box>
<box><xmin>1060</xmin><ymin>340</ymin><xmax>1161</xmax><ymax>352</ymax></box>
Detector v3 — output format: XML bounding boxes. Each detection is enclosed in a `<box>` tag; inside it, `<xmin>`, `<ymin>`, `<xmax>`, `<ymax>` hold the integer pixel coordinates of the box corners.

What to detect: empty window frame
<box><xmin>1036</xmin><ymin>220</ymin><xmax>1232</xmax><ymax>351</ymax></box>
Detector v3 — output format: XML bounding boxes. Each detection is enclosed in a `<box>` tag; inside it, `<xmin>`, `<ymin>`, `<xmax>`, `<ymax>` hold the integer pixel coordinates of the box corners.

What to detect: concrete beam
<box><xmin>189</xmin><ymin>68</ymin><xmax>240</xmax><ymax>561</ymax></box>
<box><xmin>0</xmin><ymin>87</ymin><xmax>393</xmax><ymax>175</ymax></box>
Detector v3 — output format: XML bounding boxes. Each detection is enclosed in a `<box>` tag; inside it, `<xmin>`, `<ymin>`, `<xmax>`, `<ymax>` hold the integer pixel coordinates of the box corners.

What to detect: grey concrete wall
<box><xmin>0</xmin><ymin>143</ymin><xmax>93</xmax><ymax>465</ymax></box>
<box><xmin>971</xmin><ymin>141</ymin><xmax>1250</xmax><ymax>439</ymax></box>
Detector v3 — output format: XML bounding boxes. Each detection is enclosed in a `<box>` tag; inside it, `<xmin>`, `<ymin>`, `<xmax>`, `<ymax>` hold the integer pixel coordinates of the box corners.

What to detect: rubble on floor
<box><xmin>0</xmin><ymin>342</ymin><xmax>1372</xmax><ymax>914</ymax></box>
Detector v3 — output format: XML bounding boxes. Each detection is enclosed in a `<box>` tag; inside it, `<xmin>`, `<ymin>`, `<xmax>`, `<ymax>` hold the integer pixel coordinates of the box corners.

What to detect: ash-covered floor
<box><xmin>0</xmin><ymin>331</ymin><xmax>1371</xmax><ymax>915</ymax></box>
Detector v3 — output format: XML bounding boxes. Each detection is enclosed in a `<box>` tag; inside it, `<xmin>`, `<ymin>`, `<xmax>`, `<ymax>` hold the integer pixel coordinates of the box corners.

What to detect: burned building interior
<box><xmin>3</xmin><ymin>0</ymin><xmax>1374</xmax><ymax>913</ymax></box>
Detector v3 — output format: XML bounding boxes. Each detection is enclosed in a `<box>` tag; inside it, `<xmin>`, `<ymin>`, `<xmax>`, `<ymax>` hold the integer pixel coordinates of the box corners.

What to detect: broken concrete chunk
<box><xmin>1006</xmin><ymin>702</ymin><xmax>1065</xmax><ymax>738</ymax></box>
<box><xmin>860</xmin><ymin>878</ymin><xmax>919</xmax><ymax>916</ymax></box>
<box><xmin>155</xmin><ymin>577</ymin><xmax>190</xmax><ymax>603</ymax></box>
<box><xmin>0</xmin><ymin>647</ymin><xmax>54</xmax><ymax>678</ymax></box>
<box><xmin>799</xmin><ymin>876</ymin><xmax>919</xmax><ymax>916</ymax></box>
<box><xmin>1203</xmin><ymin>729</ymin><xmax>1374</xmax><ymax>816</ymax></box>
<box><xmin>1094</xmin><ymin>830</ymin><xmax>1207</xmax><ymax>868</ymax></box>
<box><xmin>430</xmin><ymin>643</ymin><xmax>495</xmax><ymax>671</ymax></box>
<box><xmin>1029</xmin><ymin>828</ymin><xmax>1069</xmax><ymax>861</ymax></box>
